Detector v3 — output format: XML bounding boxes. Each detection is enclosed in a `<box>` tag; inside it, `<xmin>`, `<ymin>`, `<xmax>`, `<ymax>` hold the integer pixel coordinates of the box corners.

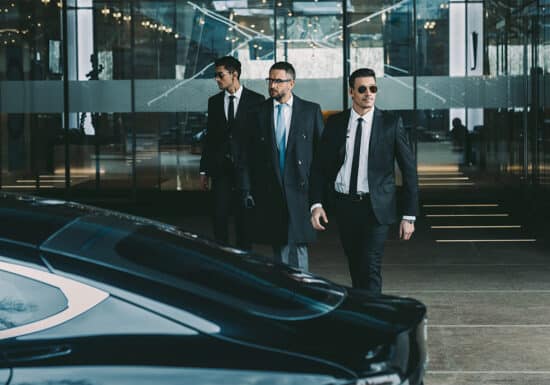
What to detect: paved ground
<box><xmin>135</xmin><ymin>177</ymin><xmax>549</xmax><ymax>385</ymax></box>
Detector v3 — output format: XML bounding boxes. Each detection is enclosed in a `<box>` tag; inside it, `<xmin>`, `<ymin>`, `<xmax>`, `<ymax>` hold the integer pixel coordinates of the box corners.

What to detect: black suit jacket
<box><xmin>310</xmin><ymin>108</ymin><xmax>418</xmax><ymax>224</ymax></box>
<box><xmin>240</xmin><ymin>95</ymin><xmax>324</xmax><ymax>244</ymax></box>
<box><xmin>200</xmin><ymin>87</ymin><xmax>264</xmax><ymax>177</ymax></box>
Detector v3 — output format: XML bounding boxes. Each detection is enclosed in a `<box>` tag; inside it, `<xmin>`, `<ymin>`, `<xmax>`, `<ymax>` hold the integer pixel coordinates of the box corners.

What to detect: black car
<box><xmin>0</xmin><ymin>193</ymin><xmax>427</xmax><ymax>385</ymax></box>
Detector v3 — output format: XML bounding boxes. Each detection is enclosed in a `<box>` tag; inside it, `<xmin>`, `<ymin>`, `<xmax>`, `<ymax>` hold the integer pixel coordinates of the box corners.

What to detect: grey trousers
<box><xmin>272</xmin><ymin>244</ymin><xmax>309</xmax><ymax>271</ymax></box>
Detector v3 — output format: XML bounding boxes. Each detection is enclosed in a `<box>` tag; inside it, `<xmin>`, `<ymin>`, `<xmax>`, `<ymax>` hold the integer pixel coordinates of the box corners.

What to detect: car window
<box><xmin>0</xmin><ymin>270</ymin><xmax>67</xmax><ymax>331</ymax></box>
<box><xmin>41</xmin><ymin>215</ymin><xmax>346</xmax><ymax>320</ymax></box>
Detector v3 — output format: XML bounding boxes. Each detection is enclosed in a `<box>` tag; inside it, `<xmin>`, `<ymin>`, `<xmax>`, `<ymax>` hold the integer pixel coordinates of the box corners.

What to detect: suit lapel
<box><xmin>337</xmin><ymin>110</ymin><xmax>351</xmax><ymax>157</ymax></box>
<box><xmin>368</xmin><ymin>107</ymin><xmax>383</xmax><ymax>159</ymax></box>
<box><xmin>265</xmin><ymin>101</ymin><xmax>282</xmax><ymax>184</ymax></box>
<box><xmin>234</xmin><ymin>87</ymin><xmax>247</xmax><ymax>122</ymax></box>
<box><xmin>213</xmin><ymin>92</ymin><xmax>226</xmax><ymax>126</ymax></box>
<box><xmin>285</xmin><ymin>95</ymin><xmax>300</xmax><ymax>157</ymax></box>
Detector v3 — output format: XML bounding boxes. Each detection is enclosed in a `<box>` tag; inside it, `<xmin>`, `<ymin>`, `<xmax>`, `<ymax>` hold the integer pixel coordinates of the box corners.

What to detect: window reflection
<box><xmin>0</xmin><ymin>271</ymin><xmax>66</xmax><ymax>331</ymax></box>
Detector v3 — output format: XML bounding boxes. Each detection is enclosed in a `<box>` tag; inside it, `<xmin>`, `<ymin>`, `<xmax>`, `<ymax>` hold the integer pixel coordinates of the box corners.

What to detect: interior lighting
<box><xmin>426</xmin><ymin>214</ymin><xmax>509</xmax><ymax>218</ymax></box>
<box><xmin>419</xmin><ymin>177</ymin><xmax>469</xmax><ymax>180</ymax></box>
<box><xmin>101</xmin><ymin>7</ymin><xmax>110</xmax><ymax>16</ymax></box>
<box><xmin>112</xmin><ymin>12</ymin><xmax>122</xmax><ymax>19</ymax></box>
<box><xmin>431</xmin><ymin>225</ymin><xmax>521</xmax><ymax>229</ymax></box>
<box><xmin>423</xmin><ymin>204</ymin><xmax>499</xmax><ymax>208</ymax></box>
<box><xmin>436</xmin><ymin>239</ymin><xmax>536</xmax><ymax>243</ymax></box>
<box><xmin>41</xmin><ymin>0</ymin><xmax>51</xmax><ymax>4</ymax></box>
<box><xmin>418</xmin><ymin>182</ymin><xmax>474</xmax><ymax>186</ymax></box>
<box><xmin>123</xmin><ymin>15</ymin><xmax>131</xmax><ymax>21</ymax></box>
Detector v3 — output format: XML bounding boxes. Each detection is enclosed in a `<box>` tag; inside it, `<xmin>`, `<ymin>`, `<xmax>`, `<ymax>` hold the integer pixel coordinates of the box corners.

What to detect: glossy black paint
<box><xmin>0</xmin><ymin>193</ymin><xmax>427</xmax><ymax>384</ymax></box>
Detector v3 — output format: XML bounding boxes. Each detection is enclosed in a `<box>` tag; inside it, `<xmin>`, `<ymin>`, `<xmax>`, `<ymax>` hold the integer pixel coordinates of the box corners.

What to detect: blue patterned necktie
<box><xmin>275</xmin><ymin>104</ymin><xmax>286</xmax><ymax>176</ymax></box>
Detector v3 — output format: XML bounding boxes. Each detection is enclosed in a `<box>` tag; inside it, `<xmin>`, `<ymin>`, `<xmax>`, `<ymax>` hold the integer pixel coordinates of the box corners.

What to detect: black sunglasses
<box><xmin>214</xmin><ymin>71</ymin><xmax>231</xmax><ymax>79</ymax></box>
<box><xmin>357</xmin><ymin>85</ymin><xmax>378</xmax><ymax>94</ymax></box>
<box><xmin>266</xmin><ymin>78</ymin><xmax>292</xmax><ymax>84</ymax></box>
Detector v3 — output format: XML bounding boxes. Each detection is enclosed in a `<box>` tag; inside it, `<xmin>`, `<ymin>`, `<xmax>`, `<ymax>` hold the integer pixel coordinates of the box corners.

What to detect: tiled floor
<box><xmin>154</xmin><ymin>207</ymin><xmax>549</xmax><ymax>385</ymax></box>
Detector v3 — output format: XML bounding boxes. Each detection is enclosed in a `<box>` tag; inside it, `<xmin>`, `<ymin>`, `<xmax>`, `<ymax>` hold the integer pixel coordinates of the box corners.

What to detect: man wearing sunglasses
<box><xmin>239</xmin><ymin>61</ymin><xmax>324</xmax><ymax>271</ymax></box>
<box><xmin>199</xmin><ymin>56</ymin><xmax>264</xmax><ymax>250</ymax></box>
<box><xmin>309</xmin><ymin>68</ymin><xmax>418</xmax><ymax>293</ymax></box>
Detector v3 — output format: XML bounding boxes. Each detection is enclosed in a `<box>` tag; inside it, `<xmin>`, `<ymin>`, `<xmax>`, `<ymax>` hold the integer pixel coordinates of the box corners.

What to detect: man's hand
<box><xmin>399</xmin><ymin>220</ymin><xmax>415</xmax><ymax>240</ymax></box>
<box><xmin>199</xmin><ymin>174</ymin><xmax>209</xmax><ymax>191</ymax></box>
<box><xmin>311</xmin><ymin>207</ymin><xmax>329</xmax><ymax>231</ymax></box>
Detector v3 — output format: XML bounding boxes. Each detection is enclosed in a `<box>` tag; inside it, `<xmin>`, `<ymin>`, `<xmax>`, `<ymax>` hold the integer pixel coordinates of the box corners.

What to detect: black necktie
<box><xmin>227</xmin><ymin>95</ymin><xmax>235</xmax><ymax>130</ymax></box>
<box><xmin>349</xmin><ymin>117</ymin><xmax>363</xmax><ymax>196</ymax></box>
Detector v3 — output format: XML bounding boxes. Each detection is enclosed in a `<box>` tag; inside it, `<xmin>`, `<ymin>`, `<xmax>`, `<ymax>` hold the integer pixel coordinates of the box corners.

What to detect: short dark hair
<box><xmin>270</xmin><ymin>61</ymin><xmax>296</xmax><ymax>80</ymax></box>
<box><xmin>214</xmin><ymin>56</ymin><xmax>241</xmax><ymax>79</ymax></box>
<box><xmin>349</xmin><ymin>68</ymin><xmax>376</xmax><ymax>88</ymax></box>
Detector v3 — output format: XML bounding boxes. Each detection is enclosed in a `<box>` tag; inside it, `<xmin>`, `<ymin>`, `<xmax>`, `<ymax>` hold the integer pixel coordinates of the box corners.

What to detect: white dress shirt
<box><xmin>311</xmin><ymin>107</ymin><xmax>415</xmax><ymax>221</ymax></box>
<box><xmin>273</xmin><ymin>94</ymin><xmax>293</xmax><ymax>146</ymax></box>
<box><xmin>224</xmin><ymin>85</ymin><xmax>243</xmax><ymax>120</ymax></box>
<box><xmin>335</xmin><ymin>108</ymin><xmax>373</xmax><ymax>194</ymax></box>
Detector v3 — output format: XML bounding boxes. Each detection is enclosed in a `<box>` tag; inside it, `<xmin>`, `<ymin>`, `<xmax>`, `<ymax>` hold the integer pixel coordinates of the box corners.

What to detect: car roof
<box><xmin>0</xmin><ymin>193</ymin><xmax>346</xmax><ymax>321</ymax></box>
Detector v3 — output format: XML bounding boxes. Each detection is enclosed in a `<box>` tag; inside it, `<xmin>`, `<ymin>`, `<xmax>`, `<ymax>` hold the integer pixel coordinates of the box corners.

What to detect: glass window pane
<box><xmin>0</xmin><ymin>1</ymin><xmax>65</xmax><ymax>191</ymax></box>
<box><xmin>0</xmin><ymin>270</ymin><xmax>67</xmax><ymax>330</ymax></box>
<box><xmin>275</xmin><ymin>1</ymin><xmax>343</xmax><ymax>110</ymax></box>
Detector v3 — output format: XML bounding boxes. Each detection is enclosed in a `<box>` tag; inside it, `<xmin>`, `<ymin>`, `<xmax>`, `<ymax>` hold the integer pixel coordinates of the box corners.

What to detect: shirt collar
<box><xmin>225</xmin><ymin>85</ymin><xmax>243</xmax><ymax>99</ymax></box>
<box><xmin>350</xmin><ymin>107</ymin><xmax>373</xmax><ymax>122</ymax></box>
<box><xmin>273</xmin><ymin>93</ymin><xmax>294</xmax><ymax>108</ymax></box>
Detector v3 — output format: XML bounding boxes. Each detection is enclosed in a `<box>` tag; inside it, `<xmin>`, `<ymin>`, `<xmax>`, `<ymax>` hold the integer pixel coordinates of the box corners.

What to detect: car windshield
<box><xmin>41</xmin><ymin>215</ymin><xmax>346</xmax><ymax>320</ymax></box>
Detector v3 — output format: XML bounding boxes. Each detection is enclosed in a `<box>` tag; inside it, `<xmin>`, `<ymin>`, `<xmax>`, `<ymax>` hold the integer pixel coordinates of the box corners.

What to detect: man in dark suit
<box><xmin>239</xmin><ymin>62</ymin><xmax>324</xmax><ymax>271</ymax></box>
<box><xmin>310</xmin><ymin>68</ymin><xmax>418</xmax><ymax>293</ymax></box>
<box><xmin>200</xmin><ymin>56</ymin><xmax>264</xmax><ymax>249</ymax></box>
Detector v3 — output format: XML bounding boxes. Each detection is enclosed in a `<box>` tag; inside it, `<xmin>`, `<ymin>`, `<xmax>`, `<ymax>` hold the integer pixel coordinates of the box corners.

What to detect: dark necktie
<box><xmin>227</xmin><ymin>95</ymin><xmax>235</xmax><ymax>130</ymax></box>
<box><xmin>349</xmin><ymin>117</ymin><xmax>363</xmax><ymax>196</ymax></box>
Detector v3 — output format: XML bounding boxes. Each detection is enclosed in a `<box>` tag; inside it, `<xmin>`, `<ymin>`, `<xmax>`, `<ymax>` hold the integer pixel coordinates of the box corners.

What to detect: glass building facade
<box><xmin>0</xmin><ymin>0</ymin><xmax>548</xmax><ymax>197</ymax></box>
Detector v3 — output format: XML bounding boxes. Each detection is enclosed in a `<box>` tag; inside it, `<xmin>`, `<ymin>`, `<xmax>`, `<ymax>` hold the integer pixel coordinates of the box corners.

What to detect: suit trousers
<box><xmin>211</xmin><ymin>173</ymin><xmax>251</xmax><ymax>250</ymax></box>
<box><xmin>334</xmin><ymin>194</ymin><xmax>389</xmax><ymax>294</ymax></box>
<box><xmin>272</xmin><ymin>244</ymin><xmax>308</xmax><ymax>272</ymax></box>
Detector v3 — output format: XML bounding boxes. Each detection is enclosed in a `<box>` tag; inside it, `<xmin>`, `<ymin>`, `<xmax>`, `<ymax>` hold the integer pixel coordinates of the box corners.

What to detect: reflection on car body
<box><xmin>0</xmin><ymin>193</ymin><xmax>427</xmax><ymax>385</ymax></box>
